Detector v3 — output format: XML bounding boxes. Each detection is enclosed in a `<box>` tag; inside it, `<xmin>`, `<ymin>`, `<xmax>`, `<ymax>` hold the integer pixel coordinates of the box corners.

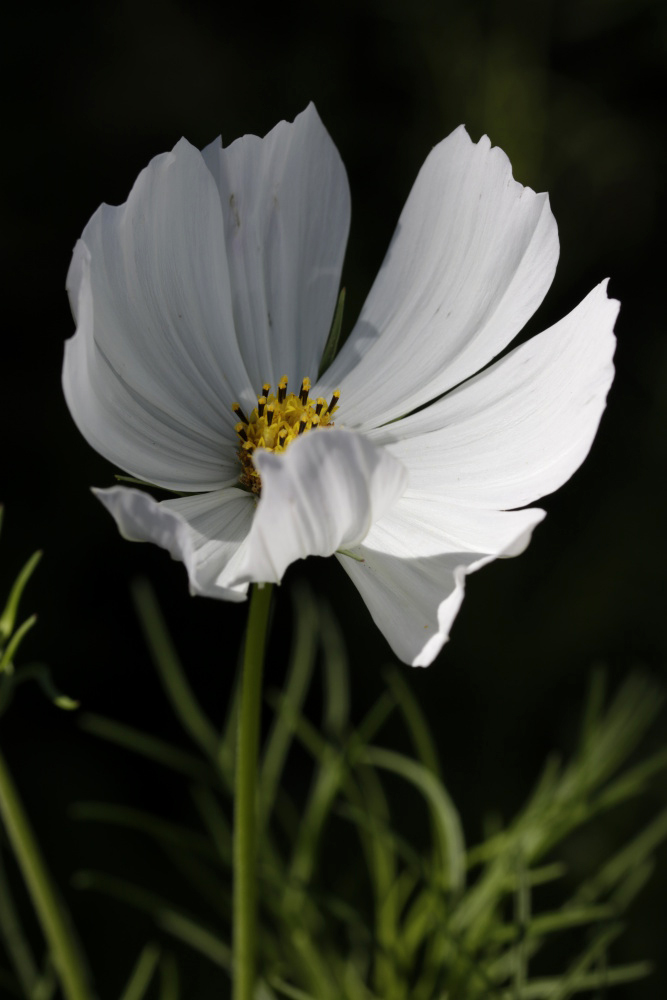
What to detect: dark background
<box><xmin>2</xmin><ymin>0</ymin><xmax>666</xmax><ymax>996</ymax></box>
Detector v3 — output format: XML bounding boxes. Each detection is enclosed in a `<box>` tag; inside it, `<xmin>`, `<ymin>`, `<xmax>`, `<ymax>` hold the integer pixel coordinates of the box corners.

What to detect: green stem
<box><xmin>0</xmin><ymin>748</ymin><xmax>92</xmax><ymax>1000</ymax></box>
<box><xmin>233</xmin><ymin>583</ymin><xmax>273</xmax><ymax>1000</ymax></box>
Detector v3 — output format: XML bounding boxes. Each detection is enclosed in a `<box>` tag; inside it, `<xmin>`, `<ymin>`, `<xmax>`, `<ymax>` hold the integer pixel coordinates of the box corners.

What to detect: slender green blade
<box><xmin>190</xmin><ymin>785</ymin><xmax>232</xmax><ymax>863</ymax></box>
<box><xmin>73</xmin><ymin>871</ymin><xmax>231</xmax><ymax>970</ymax></box>
<box><xmin>79</xmin><ymin>714</ymin><xmax>214</xmax><ymax>784</ymax></box>
<box><xmin>131</xmin><ymin>578</ymin><xmax>219</xmax><ymax>761</ymax></box>
<box><xmin>383</xmin><ymin>667</ymin><xmax>440</xmax><ymax>776</ymax></box>
<box><xmin>491</xmin><ymin>904</ymin><xmax>616</xmax><ymax>944</ymax></box>
<box><xmin>0</xmin><ymin>847</ymin><xmax>40</xmax><ymax>996</ymax></box>
<box><xmin>496</xmin><ymin>962</ymin><xmax>653</xmax><ymax>999</ymax></box>
<box><xmin>269</xmin><ymin>978</ymin><xmax>320</xmax><ymax>1000</ymax></box>
<box><xmin>0</xmin><ymin>551</ymin><xmax>42</xmax><ymax>644</ymax></box>
<box><xmin>118</xmin><ymin>944</ymin><xmax>160</xmax><ymax>1000</ymax></box>
<box><xmin>541</xmin><ymin>923</ymin><xmax>623</xmax><ymax>1000</ymax></box>
<box><xmin>260</xmin><ymin>585</ymin><xmax>319</xmax><ymax>828</ymax></box>
<box><xmin>0</xmin><ymin>616</ymin><xmax>37</xmax><ymax>673</ymax></box>
<box><xmin>319</xmin><ymin>603</ymin><xmax>349</xmax><ymax>738</ymax></box>
<box><xmin>159</xmin><ymin>954</ymin><xmax>180</xmax><ymax>1000</ymax></box>
<box><xmin>318</xmin><ymin>288</ymin><xmax>346</xmax><ymax>377</ymax></box>
<box><xmin>0</xmin><ymin>751</ymin><xmax>93</xmax><ymax>1000</ymax></box>
<box><xmin>71</xmin><ymin>802</ymin><xmax>217</xmax><ymax>860</ymax></box>
<box><xmin>361</xmin><ymin>746</ymin><xmax>466</xmax><ymax>895</ymax></box>
<box><xmin>0</xmin><ymin>663</ymin><xmax>79</xmax><ymax>717</ymax></box>
<box><xmin>218</xmin><ymin>656</ymin><xmax>243</xmax><ymax>787</ymax></box>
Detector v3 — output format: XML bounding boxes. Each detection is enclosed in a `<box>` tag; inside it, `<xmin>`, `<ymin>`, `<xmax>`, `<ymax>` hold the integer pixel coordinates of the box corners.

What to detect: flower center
<box><xmin>232</xmin><ymin>376</ymin><xmax>341</xmax><ymax>494</ymax></box>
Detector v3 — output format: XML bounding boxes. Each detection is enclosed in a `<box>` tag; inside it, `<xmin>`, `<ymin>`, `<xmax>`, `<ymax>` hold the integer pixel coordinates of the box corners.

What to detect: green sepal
<box><xmin>317</xmin><ymin>287</ymin><xmax>346</xmax><ymax>378</ymax></box>
<box><xmin>336</xmin><ymin>548</ymin><xmax>364</xmax><ymax>562</ymax></box>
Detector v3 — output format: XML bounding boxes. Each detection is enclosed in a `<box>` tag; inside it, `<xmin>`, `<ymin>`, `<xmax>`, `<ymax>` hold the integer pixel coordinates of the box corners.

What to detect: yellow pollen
<box><xmin>233</xmin><ymin>375</ymin><xmax>340</xmax><ymax>494</ymax></box>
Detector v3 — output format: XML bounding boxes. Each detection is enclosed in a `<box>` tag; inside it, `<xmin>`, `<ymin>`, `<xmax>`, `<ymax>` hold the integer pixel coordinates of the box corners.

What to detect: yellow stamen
<box><xmin>233</xmin><ymin>376</ymin><xmax>341</xmax><ymax>494</ymax></box>
<box><xmin>299</xmin><ymin>377</ymin><xmax>311</xmax><ymax>405</ymax></box>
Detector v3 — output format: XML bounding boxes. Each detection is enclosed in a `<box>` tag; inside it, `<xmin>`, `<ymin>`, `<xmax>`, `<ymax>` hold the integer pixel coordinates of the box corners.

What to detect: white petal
<box><xmin>64</xmin><ymin>139</ymin><xmax>252</xmax><ymax>490</ymax></box>
<box><xmin>201</xmin><ymin>104</ymin><xmax>350</xmax><ymax>391</ymax></box>
<box><xmin>337</xmin><ymin>499</ymin><xmax>545</xmax><ymax>667</ymax></box>
<box><xmin>375</xmin><ymin>496</ymin><xmax>546</xmax><ymax>557</ymax></box>
<box><xmin>94</xmin><ymin>486</ymin><xmax>255</xmax><ymax>600</ymax></box>
<box><xmin>228</xmin><ymin>429</ymin><xmax>407</xmax><ymax>586</ymax></box>
<box><xmin>319</xmin><ymin>127</ymin><xmax>558</xmax><ymax>427</ymax></box>
<box><xmin>371</xmin><ymin>282</ymin><xmax>618</xmax><ymax>510</ymax></box>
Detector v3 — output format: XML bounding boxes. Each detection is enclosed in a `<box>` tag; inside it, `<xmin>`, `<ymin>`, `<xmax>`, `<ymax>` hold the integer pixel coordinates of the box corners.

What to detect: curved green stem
<box><xmin>234</xmin><ymin>583</ymin><xmax>273</xmax><ymax>1000</ymax></box>
<box><xmin>0</xmin><ymin>748</ymin><xmax>92</xmax><ymax>1000</ymax></box>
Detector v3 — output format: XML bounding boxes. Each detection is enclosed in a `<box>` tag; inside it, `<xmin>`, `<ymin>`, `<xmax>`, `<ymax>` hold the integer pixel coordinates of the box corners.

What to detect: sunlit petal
<box><xmin>319</xmin><ymin>127</ymin><xmax>558</xmax><ymax>427</ymax></box>
<box><xmin>373</xmin><ymin>282</ymin><xmax>617</xmax><ymax>510</ymax></box>
<box><xmin>201</xmin><ymin>103</ymin><xmax>350</xmax><ymax>390</ymax></box>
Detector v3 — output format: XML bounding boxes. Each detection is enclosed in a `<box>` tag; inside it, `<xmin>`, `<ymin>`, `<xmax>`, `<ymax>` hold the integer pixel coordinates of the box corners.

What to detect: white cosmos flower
<box><xmin>63</xmin><ymin>104</ymin><xmax>618</xmax><ymax>667</ymax></box>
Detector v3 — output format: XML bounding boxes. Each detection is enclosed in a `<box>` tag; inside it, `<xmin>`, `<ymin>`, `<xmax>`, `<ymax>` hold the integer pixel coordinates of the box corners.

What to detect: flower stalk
<box><xmin>234</xmin><ymin>582</ymin><xmax>273</xmax><ymax>1000</ymax></box>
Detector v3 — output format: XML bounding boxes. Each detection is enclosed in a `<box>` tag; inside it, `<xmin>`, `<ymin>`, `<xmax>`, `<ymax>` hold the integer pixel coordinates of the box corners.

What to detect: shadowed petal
<box><xmin>94</xmin><ymin>486</ymin><xmax>255</xmax><ymax>600</ymax></box>
<box><xmin>338</xmin><ymin>500</ymin><xmax>545</xmax><ymax>666</ymax></box>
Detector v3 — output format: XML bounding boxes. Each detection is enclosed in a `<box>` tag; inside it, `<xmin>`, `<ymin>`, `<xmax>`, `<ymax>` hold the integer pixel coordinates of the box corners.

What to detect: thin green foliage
<box><xmin>158</xmin><ymin>954</ymin><xmax>180</xmax><ymax>1000</ymax></box>
<box><xmin>73</xmin><ymin>871</ymin><xmax>232</xmax><ymax>970</ymax></box>
<box><xmin>66</xmin><ymin>585</ymin><xmax>667</xmax><ymax>1000</ymax></box>
<box><xmin>0</xmin><ymin>552</ymin><xmax>42</xmax><ymax>647</ymax></box>
<box><xmin>190</xmin><ymin>785</ymin><xmax>233</xmax><ymax>864</ymax></box>
<box><xmin>260</xmin><ymin>584</ymin><xmax>319</xmax><ymax>829</ymax></box>
<box><xmin>360</xmin><ymin>745</ymin><xmax>466</xmax><ymax>896</ymax></box>
<box><xmin>0</xmin><ymin>663</ymin><xmax>79</xmax><ymax>717</ymax></box>
<box><xmin>130</xmin><ymin>578</ymin><xmax>220</xmax><ymax>762</ymax></box>
<box><xmin>71</xmin><ymin>802</ymin><xmax>218</xmax><ymax>861</ymax></box>
<box><xmin>79</xmin><ymin>714</ymin><xmax>215</xmax><ymax>784</ymax></box>
<box><xmin>0</xmin><ymin>752</ymin><xmax>93</xmax><ymax>1000</ymax></box>
<box><xmin>317</xmin><ymin>287</ymin><xmax>346</xmax><ymax>378</ymax></box>
<box><xmin>118</xmin><ymin>944</ymin><xmax>161</xmax><ymax>1000</ymax></box>
<box><xmin>0</xmin><ymin>848</ymin><xmax>40</xmax><ymax>998</ymax></box>
<box><xmin>218</xmin><ymin>660</ymin><xmax>243</xmax><ymax>788</ymax></box>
